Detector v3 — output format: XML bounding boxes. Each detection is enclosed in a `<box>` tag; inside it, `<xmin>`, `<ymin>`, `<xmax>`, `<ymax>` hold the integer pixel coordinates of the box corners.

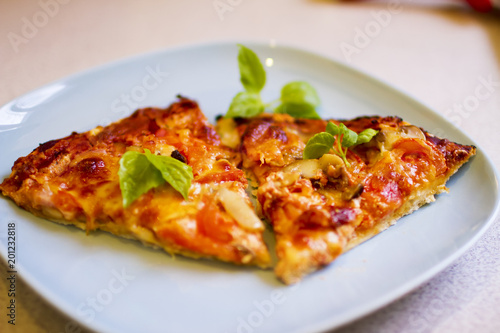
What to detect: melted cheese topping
<box><xmin>0</xmin><ymin>99</ymin><xmax>476</xmax><ymax>284</ymax></box>
<box><xmin>0</xmin><ymin>98</ymin><xmax>271</xmax><ymax>267</ymax></box>
<box><xmin>221</xmin><ymin>114</ymin><xmax>475</xmax><ymax>284</ymax></box>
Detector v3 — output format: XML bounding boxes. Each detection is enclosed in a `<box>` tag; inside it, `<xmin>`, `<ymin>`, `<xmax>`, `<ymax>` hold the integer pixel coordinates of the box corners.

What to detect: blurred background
<box><xmin>0</xmin><ymin>1</ymin><xmax>499</xmax><ymax>332</ymax></box>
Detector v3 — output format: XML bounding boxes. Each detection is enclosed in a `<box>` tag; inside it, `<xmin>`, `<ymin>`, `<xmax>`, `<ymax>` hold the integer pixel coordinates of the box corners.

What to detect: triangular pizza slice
<box><xmin>0</xmin><ymin>97</ymin><xmax>271</xmax><ymax>267</ymax></box>
<box><xmin>1</xmin><ymin>96</ymin><xmax>476</xmax><ymax>284</ymax></box>
<box><xmin>217</xmin><ymin>113</ymin><xmax>475</xmax><ymax>284</ymax></box>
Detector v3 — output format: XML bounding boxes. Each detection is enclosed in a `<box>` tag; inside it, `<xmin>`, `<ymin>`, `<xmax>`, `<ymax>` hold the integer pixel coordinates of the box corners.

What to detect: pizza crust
<box><xmin>221</xmin><ymin>113</ymin><xmax>476</xmax><ymax>284</ymax></box>
<box><xmin>1</xmin><ymin>98</ymin><xmax>476</xmax><ymax>283</ymax></box>
<box><xmin>0</xmin><ymin>98</ymin><xmax>271</xmax><ymax>268</ymax></box>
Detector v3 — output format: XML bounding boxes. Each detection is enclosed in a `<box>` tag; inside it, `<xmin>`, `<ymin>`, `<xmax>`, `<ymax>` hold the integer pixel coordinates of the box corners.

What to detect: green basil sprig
<box><xmin>118</xmin><ymin>149</ymin><xmax>193</xmax><ymax>207</ymax></box>
<box><xmin>226</xmin><ymin>45</ymin><xmax>321</xmax><ymax>119</ymax></box>
<box><xmin>303</xmin><ymin>122</ymin><xmax>378</xmax><ymax>167</ymax></box>
<box><xmin>238</xmin><ymin>45</ymin><xmax>266</xmax><ymax>93</ymax></box>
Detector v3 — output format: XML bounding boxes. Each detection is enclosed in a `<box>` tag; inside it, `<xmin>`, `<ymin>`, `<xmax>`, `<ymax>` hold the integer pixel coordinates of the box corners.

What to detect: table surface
<box><xmin>1</xmin><ymin>0</ymin><xmax>499</xmax><ymax>332</ymax></box>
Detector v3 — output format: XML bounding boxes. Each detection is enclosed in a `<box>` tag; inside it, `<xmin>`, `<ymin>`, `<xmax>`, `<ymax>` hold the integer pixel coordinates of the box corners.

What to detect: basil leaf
<box><xmin>339</xmin><ymin>123</ymin><xmax>358</xmax><ymax>147</ymax></box>
<box><xmin>303</xmin><ymin>132</ymin><xmax>335</xmax><ymax>159</ymax></box>
<box><xmin>275</xmin><ymin>102</ymin><xmax>321</xmax><ymax>119</ymax></box>
<box><xmin>280</xmin><ymin>81</ymin><xmax>320</xmax><ymax>107</ymax></box>
<box><xmin>144</xmin><ymin>150</ymin><xmax>193</xmax><ymax>200</ymax></box>
<box><xmin>303</xmin><ymin>122</ymin><xmax>377</xmax><ymax>165</ymax></box>
<box><xmin>356</xmin><ymin>128</ymin><xmax>379</xmax><ymax>145</ymax></box>
<box><xmin>118</xmin><ymin>149</ymin><xmax>193</xmax><ymax>207</ymax></box>
<box><xmin>118</xmin><ymin>151</ymin><xmax>165</xmax><ymax>208</ymax></box>
<box><xmin>237</xmin><ymin>44</ymin><xmax>266</xmax><ymax>93</ymax></box>
<box><xmin>276</xmin><ymin>81</ymin><xmax>321</xmax><ymax>119</ymax></box>
<box><xmin>226</xmin><ymin>45</ymin><xmax>323</xmax><ymax>120</ymax></box>
<box><xmin>325</xmin><ymin>122</ymin><xmax>340</xmax><ymax>136</ymax></box>
<box><xmin>226</xmin><ymin>91</ymin><xmax>264</xmax><ymax>118</ymax></box>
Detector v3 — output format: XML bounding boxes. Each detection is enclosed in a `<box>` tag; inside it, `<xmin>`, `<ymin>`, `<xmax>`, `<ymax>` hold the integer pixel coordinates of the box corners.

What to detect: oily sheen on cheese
<box><xmin>1</xmin><ymin>97</ymin><xmax>475</xmax><ymax>284</ymax></box>
<box><xmin>217</xmin><ymin>114</ymin><xmax>475</xmax><ymax>284</ymax></box>
<box><xmin>0</xmin><ymin>98</ymin><xmax>271</xmax><ymax>267</ymax></box>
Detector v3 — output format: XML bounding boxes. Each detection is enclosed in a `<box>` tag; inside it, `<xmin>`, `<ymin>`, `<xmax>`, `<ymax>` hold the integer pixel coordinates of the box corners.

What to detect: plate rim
<box><xmin>1</xmin><ymin>40</ymin><xmax>499</xmax><ymax>333</ymax></box>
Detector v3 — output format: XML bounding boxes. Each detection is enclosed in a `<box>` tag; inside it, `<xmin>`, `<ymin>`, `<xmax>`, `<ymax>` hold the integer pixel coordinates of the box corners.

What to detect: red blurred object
<box><xmin>465</xmin><ymin>0</ymin><xmax>493</xmax><ymax>12</ymax></box>
<box><xmin>339</xmin><ymin>0</ymin><xmax>497</xmax><ymax>12</ymax></box>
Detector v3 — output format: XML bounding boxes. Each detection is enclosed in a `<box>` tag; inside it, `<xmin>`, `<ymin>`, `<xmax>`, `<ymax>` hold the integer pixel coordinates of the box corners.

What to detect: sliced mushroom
<box><xmin>401</xmin><ymin>125</ymin><xmax>426</xmax><ymax>141</ymax></box>
<box><xmin>218</xmin><ymin>188</ymin><xmax>264</xmax><ymax>231</ymax></box>
<box><xmin>342</xmin><ymin>183</ymin><xmax>364</xmax><ymax>201</ymax></box>
<box><xmin>318</xmin><ymin>154</ymin><xmax>344</xmax><ymax>172</ymax></box>
<box><xmin>283</xmin><ymin>159</ymin><xmax>321</xmax><ymax>179</ymax></box>
<box><xmin>318</xmin><ymin>154</ymin><xmax>348</xmax><ymax>185</ymax></box>
<box><xmin>377</xmin><ymin>124</ymin><xmax>426</xmax><ymax>151</ymax></box>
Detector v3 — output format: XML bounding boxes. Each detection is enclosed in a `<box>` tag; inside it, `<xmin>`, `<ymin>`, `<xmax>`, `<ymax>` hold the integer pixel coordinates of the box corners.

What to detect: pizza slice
<box><xmin>217</xmin><ymin>114</ymin><xmax>475</xmax><ymax>284</ymax></box>
<box><xmin>0</xmin><ymin>97</ymin><xmax>271</xmax><ymax>267</ymax></box>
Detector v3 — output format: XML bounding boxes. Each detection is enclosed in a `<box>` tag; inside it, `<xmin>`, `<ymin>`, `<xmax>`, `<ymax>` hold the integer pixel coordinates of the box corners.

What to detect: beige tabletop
<box><xmin>1</xmin><ymin>0</ymin><xmax>500</xmax><ymax>332</ymax></box>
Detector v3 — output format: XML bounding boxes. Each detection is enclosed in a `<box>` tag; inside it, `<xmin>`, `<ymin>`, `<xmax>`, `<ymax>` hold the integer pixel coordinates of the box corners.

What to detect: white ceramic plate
<box><xmin>0</xmin><ymin>42</ymin><xmax>498</xmax><ymax>333</ymax></box>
